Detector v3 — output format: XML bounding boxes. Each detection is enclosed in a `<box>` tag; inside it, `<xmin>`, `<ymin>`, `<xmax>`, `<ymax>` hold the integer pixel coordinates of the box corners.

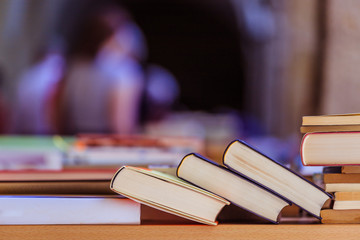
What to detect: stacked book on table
<box><xmin>301</xmin><ymin>113</ymin><xmax>360</xmax><ymax>223</ymax></box>
<box><xmin>65</xmin><ymin>134</ymin><xmax>204</xmax><ymax>168</ymax></box>
<box><xmin>0</xmin><ymin>134</ymin><xmax>203</xmax><ymax>225</ymax></box>
<box><xmin>0</xmin><ymin>168</ymin><xmax>141</xmax><ymax>225</ymax></box>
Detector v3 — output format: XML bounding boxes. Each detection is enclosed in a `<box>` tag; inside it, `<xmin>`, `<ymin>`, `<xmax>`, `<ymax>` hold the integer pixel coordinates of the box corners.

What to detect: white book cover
<box><xmin>0</xmin><ymin>196</ymin><xmax>140</xmax><ymax>225</ymax></box>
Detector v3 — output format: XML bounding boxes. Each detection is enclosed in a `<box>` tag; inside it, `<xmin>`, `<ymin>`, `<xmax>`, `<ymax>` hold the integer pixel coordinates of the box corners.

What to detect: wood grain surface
<box><xmin>1</xmin><ymin>224</ymin><xmax>360</xmax><ymax>240</ymax></box>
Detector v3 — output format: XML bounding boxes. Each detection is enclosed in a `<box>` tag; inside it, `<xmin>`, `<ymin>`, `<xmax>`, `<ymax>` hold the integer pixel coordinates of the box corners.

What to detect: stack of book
<box><xmin>111</xmin><ymin>139</ymin><xmax>331</xmax><ymax>225</ymax></box>
<box><xmin>301</xmin><ymin>113</ymin><xmax>360</xmax><ymax>223</ymax></box>
<box><xmin>0</xmin><ymin>134</ymin><xmax>207</xmax><ymax>225</ymax></box>
<box><xmin>0</xmin><ymin>168</ymin><xmax>141</xmax><ymax>225</ymax></box>
<box><xmin>0</xmin><ymin>135</ymin><xmax>66</xmax><ymax>170</ymax></box>
<box><xmin>65</xmin><ymin>134</ymin><xmax>205</xmax><ymax>168</ymax></box>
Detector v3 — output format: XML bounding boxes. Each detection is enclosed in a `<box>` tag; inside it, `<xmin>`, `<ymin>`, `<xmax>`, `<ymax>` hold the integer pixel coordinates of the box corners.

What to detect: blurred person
<box><xmin>141</xmin><ymin>64</ymin><xmax>180</xmax><ymax>123</ymax></box>
<box><xmin>0</xmin><ymin>68</ymin><xmax>9</xmax><ymax>133</ymax></box>
<box><xmin>56</xmin><ymin>6</ymin><xmax>146</xmax><ymax>135</ymax></box>
<box><xmin>12</xmin><ymin>40</ymin><xmax>65</xmax><ymax>134</ymax></box>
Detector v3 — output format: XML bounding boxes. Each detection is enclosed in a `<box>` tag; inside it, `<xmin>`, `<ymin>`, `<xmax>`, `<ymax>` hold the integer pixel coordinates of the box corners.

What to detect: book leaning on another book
<box><xmin>110</xmin><ymin>166</ymin><xmax>230</xmax><ymax>225</ymax></box>
<box><xmin>221</xmin><ymin>140</ymin><xmax>331</xmax><ymax>218</ymax></box>
<box><xmin>177</xmin><ymin>153</ymin><xmax>290</xmax><ymax>223</ymax></box>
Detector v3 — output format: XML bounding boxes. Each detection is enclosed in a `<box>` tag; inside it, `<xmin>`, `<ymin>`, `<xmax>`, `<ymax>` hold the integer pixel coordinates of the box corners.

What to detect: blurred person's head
<box><xmin>68</xmin><ymin>5</ymin><xmax>128</xmax><ymax>60</ymax></box>
<box><xmin>68</xmin><ymin>5</ymin><xmax>146</xmax><ymax>62</ymax></box>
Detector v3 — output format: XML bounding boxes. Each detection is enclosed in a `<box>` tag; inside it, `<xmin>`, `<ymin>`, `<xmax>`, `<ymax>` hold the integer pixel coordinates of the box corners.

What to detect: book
<box><xmin>222</xmin><ymin>140</ymin><xmax>331</xmax><ymax>219</ymax></box>
<box><xmin>302</xmin><ymin>113</ymin><xmax>360</xmax><ymax>126</ymax></box>
<box><xmin>141</xmin><ymin>204</ymin><xmax>271</xmax><ymax>224</ymax></box>
<box><xmin>0</xmin><ymin>135</ymin><xmax>72</xmax><ymax>170</ymax></box>
<box><xmin>335</xmin><ymin>192</ymin><xmax>360</xmax><ymax>201</ymax></box>
<box><xmin>0</xmin><ymin>168</ymin><xmax>117</xmax><ymax>195</ymax></box>
<box><xmin>301</xmin><ymin>132</ymin><xmax>360</xmax><ymax>166</ymax></box>
<box><xmin>323</xmin><ymin>166</ymin><xmax>342</xmax><ymax>174</ymax></box>
<box><xmin>74</xmin><ymin>134</ymin><xmax>205</xmax><ymax>151</ymax></box>
<box><xmin>325</xmin><ymin>183</ymin><xmax>360</xmax><ymax>192</ymax></box>
<box><xmin>321</xmin><ymin>209</ymin><xmax>360</xmax><ymax>223</ymax></box>
<box><xmin>333</xmin><ymin>200</ymin><xmax>360</xmax><ymax>210</ymax></box>
<box><xmin>140</xmin><ymin>205</ymin><xmax>194</xmax><ymax>224</ymax></box>
<box><xmin>177</xmin><ymin>153</ymin><xmax>290</xmax><ymax>223</ymax></box>
<box><xmin>66</xmin><ymin>134</ymin><xmax>204</xmax><ymax>168</ymax></box>
<box><xmin>110</xmin><ymin>166</ymin><xmax>230</xmax><ymax>225</ymax></box>
<box><xmin>0</xmin><ymin>169</ymin><xmax>117</xmax><ymax>181</ymax></box>
<box><xmin>300</xmin><ymin>125</ymin><xmax>360</xmax><ymax>133</ymax></box>
<box><xmin>0</xmin><ymin>195</ymin><xmax>140</xmax><ymax>224</ymax></box>
<box><xmin>324</xmin><ymin>173</ymin><xmax>360</xmax><ymax>183</ymax></box>
<box><xmin>342</xmin><ymin>166</ymin><xmax>360</xmax><ymax>174</ymax></box>
<box><xmin>0</xmin><ymin>181</ymin><xmax>113</xmax><ymax>195</ymax></box>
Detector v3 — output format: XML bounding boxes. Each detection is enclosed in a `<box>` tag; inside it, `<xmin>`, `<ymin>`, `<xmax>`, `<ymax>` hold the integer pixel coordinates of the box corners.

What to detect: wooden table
<box><xmin>1</xmin><ymin>224</ymin><xmax>359</xmax><ymax>240</ymax></box>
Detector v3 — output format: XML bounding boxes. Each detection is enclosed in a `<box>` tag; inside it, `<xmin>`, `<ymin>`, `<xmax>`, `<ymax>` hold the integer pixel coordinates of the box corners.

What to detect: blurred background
<box><xmin>0</xmin><ymin>0</ymin><xmax>358</xmax><ymax>170</ymax></box>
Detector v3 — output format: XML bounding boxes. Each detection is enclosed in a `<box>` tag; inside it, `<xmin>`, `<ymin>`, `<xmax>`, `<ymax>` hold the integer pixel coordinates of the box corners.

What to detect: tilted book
<box><xmin>110</xmin><ymin>166</ymin><xmax>230</xmax><ymax>225</ymax></box>
<box><xmin>177</xmin><ymin>153</ymin><xmax>290</xmax><ymax>223</ymax></box>
<box><xmin>223</xmin><ymin>140</ymin><xmax>331</xmax><ymax>219</ymax></box>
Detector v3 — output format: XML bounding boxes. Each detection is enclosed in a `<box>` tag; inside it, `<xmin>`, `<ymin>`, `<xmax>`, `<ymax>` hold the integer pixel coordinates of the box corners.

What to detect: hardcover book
<box><xmin>223</xmin><ymin>140</ymin><xmax>331</xmax><ymax>219</ymax></box>
<box><xmin>300</xmin><ymin>125</ymin><xmax>360</xmax><ymax>133</ymax></box>
<box><xmin>333</xmin><ymin>200</ymin><xmax>360</xmax><ymax>210</ymax></box>
<box><xmin>110</xmin><ymin>166</ymin><xmax>230</xmax><ymax>225</ymax></box>
<box><xmin>0</xmin><ymin>195</ymin><xmax>140</xmax><ymax>225</ymax></box>
<box><xmin>335</xmin><ymin>192</ymin><xmax>360</xmax><ymax>201</ymax></box>
<box><xmin>324</xmin><ymin>173</ymin><xmax>360</xmax><ymax>183</ymax></box>
<box><xmin>302</xmin><ymin>113</ymin><xmax>360</xmax><ymax>126</ymax></box>
<box><xmin>66</xmin><ymin>134</ymin><xmax>204</xmax><ymax>168</ymax></box>
<box><xmin>342</xmin><ymin>166</ymin><xmax>360</xmax><ymax>174</ymax></box>
<box><xmin>0</xmin><ymin>169</ymin><xmax>117</xmax><ymax>181</ymax></box>
<box><xmin>0</xmin><ymin>181</ymin><xmax>113</xmax><ymax>195</ymax></box>
<box><xmin>325</xmin><ymin>183</ymin><xmax>360</xmax><ymax>192</ymax></box>
<box><xmin>301</xmin><ymin>132</ymin><xmax>360</xmax><ymax>166</ymax></box>
<box><xmin>177</xmin><ymin>153</ymin><xmax>290</xmax><ymax>223</ymax></box>
<box><xmin>321</xmin><ymin>209</ymin><xmax>360</xmax><ymax>223</ymax></box>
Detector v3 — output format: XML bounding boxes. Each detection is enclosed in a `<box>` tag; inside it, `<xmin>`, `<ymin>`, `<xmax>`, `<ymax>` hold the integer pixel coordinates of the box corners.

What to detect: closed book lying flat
<box><xmin>0</xmin><ymin>169</ymin><xmax>117</xmax><ymax>181</ymax></box>
<box><xmin>0</xmin><ymin>181</ymin><xmax>113</xmax><ymax>195</ymax></box>
<box><xmin>0</xmin><ymin>196</ymin><xmax>140</xmax><ymax>225</ymax></box>
<box><xmin>335</xmin><ymin>192</ymin><xmax>360</xmax><ymax>201</ymax></box>
<box><xmin>323</xmin><ymin>166</ymin><xmax>342</xmax><ymax>174</ymax></box>
<box><xmin>324</xmin><ymin>173</ymin><xmax>360</xmax><ymax>183</ymax></box>
<box><xmin>223</xmin><ymin>140</ymin><xmax>331</xmax><ymax>219</ymax></box>
<box><xmin>342</xmin><ymin>166</ymin><xmax>360</xmax><ymax>174</ymax></box>
<box><xmin>177</xmin><ymin>154</ymin><xmax>290</xmax><ymax>223</ymax></box>
<box><xmin>325</xmin><ymin>183</ymin><xmax>360</xmax><ymax>192</ymax></box>
<box><xmin>302</xmin><ymin>113</ymin><xmax>360</xmax><ymax>126</ymax></box>
<box><xmin>110</xmin><ymin>166</ymin><xmax>230</xmax><ymax>225</ymax></box>
<box><xmin>321</xmin><ymin>209</ymin><xmax>360</xmax><ymax>223</ymax></box>
<box><xmin>300</xmin><ymin>125</ymin><xmax>360</xmax><ymax>133</ymax></box>
<box><xmin>333</xmin><ymin>200</ymin><xmax>360</xmax><ymax>210</ymax></box>
<box><xmin>301</xmin><ymin>132</ymin><xmax>360</xmax><ymax>166</ymax></box>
